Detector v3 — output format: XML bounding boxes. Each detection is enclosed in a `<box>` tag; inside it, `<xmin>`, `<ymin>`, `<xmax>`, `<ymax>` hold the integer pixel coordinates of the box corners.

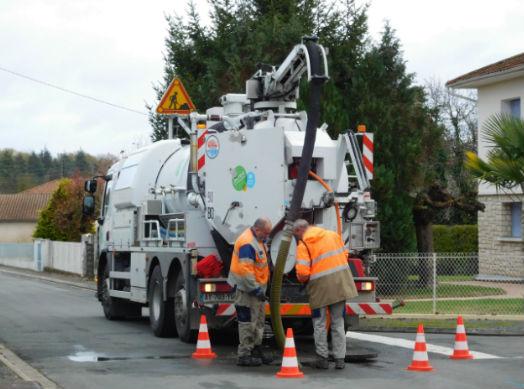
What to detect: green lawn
<box><xmin>359</xmin><ymin>317</ymin><xmax>518</xmax><ymax>331</ymax></box>
<box><xmin>407</xmin><ymin>274</ymin><xmax>475</xmax><ymax>282</ymax></box>
<box><xmin>378</xmin><ymin>283</ymin><xmax>506</xmax><ymax>299</ymax></box>
<box><xmin>395</xmin><ymin>298</ymin><xmax>524</xmax><ymax>315</ymax></box>
<box><xmin>438</xmin><ymin>275</ymin><xmax>475</xmax><ymax>282</ymax></box>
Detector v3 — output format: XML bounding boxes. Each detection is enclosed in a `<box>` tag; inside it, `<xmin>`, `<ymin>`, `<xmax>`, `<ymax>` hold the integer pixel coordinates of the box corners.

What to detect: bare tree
<box><xmin>425</xmin><ymin>79</ymin><xmax>479</xmax><ymax>224</ymax></box>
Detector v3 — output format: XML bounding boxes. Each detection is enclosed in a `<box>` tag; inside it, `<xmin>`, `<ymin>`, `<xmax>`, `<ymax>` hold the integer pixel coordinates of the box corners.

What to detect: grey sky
<box><xmin>0</xmin><ymin>0</ymin><xmax>522</xmax><ymax>156</ymax></box>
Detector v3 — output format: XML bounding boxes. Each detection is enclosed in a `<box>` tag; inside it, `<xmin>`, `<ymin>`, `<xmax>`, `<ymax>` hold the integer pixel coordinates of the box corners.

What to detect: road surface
<box><xmin>0</xmin><ymin>271</ymin><xmax>523</xmax><ymax>389</ymax></box>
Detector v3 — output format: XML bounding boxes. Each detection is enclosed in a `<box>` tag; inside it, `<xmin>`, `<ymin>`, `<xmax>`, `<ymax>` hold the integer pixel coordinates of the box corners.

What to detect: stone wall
<box><xmin>478</xmin><ymin>194</ymin><xmax>524</xmax><ymax>279</ymax></box>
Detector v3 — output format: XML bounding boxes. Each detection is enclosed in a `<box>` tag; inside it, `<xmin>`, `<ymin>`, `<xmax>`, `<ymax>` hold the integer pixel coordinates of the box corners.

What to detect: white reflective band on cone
<box><xmin>457</xmin><ymin>325</ymin><xmax>466</xmax><ymax>333</ymax></box>
<box><xmin>199</xmin><ymin>324</ymin><xmax>208</xmax><ymax>332</ymax></box>
<box><xmin>285</xmin><ymin>338</ymin><xmax>295</xmax><ymax>348</ymax></box>
<box><xmin>454</xmin><ymin>341</ymin><xmax>468</xmax><ymax>350</ymax></box>
<box><xmin>413</xmin><ymin>351</ymin><xmax>429</xmax><ymax>361</ymax></box>
<box><xmin>197</xmin><ymin>340</ymin><xmax>211</xmax><ymax>349</ymax></box>
<box><xmin>415</xmin><ymin>333</ymin><xmax>426</xmax><ymax>343</ymax></box>
<box><xmin>281</xmin><ymin>357</ymin><xmax>298</xmax><ymax>367</ymax></box>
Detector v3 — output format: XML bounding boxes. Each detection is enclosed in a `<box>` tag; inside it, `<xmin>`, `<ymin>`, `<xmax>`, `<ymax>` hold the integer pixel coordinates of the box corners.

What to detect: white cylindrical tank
<box><xmin>156</xmin><ymin>145</ymin><xmax>192</xmax><ymax>213</ymax></box>
<box><xmin>111</xmin><ymin>139</ymin><xmax>192</xmax><ymax>213</ymax></box>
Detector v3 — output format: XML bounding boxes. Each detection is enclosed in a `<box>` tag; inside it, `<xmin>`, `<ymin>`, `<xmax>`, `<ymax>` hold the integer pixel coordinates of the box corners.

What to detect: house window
<box><xmin>502</xmin><ymin>98</ymin><xmax>521</xmax><ymax>118</ymax></box>
<box><xmin>510</xmin><ymin>202</ymin><xmax>522</xmax><ymax>238</ymax></box>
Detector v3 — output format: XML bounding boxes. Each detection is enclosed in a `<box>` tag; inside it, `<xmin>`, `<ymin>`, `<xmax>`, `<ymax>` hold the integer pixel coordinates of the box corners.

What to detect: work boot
<box><xmin>335</xmin><ymin>358</ymin><xmax>345</xmax><ymax>369</ymax></box>
<box><xmin>237</xmin><ymin>355</ymin><xmax>262</xmax><ymax>367</ymax></box>
<box><xmin>252</xmin><ymin>345</ymin><xmax>273</xmax><ymax>365</ymax></box>
<box><xmin>315</xmin><ymin>355</ymin><xmax>329</xmax><ymax>369</ymax></box>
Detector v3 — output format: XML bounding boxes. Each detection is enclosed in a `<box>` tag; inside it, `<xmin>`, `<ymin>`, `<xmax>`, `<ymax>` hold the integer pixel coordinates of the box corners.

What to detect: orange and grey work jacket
<box><xmin>295</xmin><ymin>226</ymin><xmax>358</xmax><ymax>309</ymax></box>
<box><xmin>227</xmin><ymin>228</ymin><xmax>270</xmax><ymax>293</ymax></box>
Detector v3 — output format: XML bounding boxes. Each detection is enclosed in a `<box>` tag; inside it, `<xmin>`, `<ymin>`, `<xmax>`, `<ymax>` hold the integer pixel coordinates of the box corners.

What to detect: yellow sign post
<box><xmin>156</xmin><ymin>78</ymin><xmax>196</xmax><ymax>115</ymax></box>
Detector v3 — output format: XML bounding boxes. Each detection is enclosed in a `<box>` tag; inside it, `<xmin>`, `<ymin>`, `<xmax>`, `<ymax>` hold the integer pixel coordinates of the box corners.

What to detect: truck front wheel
<box><xmin>174</xmin><ymin>271</ymin><xmax>196</xmax><ymax>343</ymax></box>
<box><xmin>148</xmin><ymin>266</ymin><xmax>175</xmax><ymax>337</ymax></box>
<box><xmin>100</xmin><ymin>261</ymin><xmax>141</xmax><ymax>320</ymax></box>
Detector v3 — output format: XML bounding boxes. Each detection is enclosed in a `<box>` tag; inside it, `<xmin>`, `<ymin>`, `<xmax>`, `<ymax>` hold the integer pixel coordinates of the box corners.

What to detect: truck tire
<box><xmin>173</xmin><ymin>271</ymin><xmax>197</xmax><ymax>343</ymax></box>
<box><xmin>100</xmin><ymin>261</ymin><xmax>141</xmax><ymax>320</ymax></box>
<box><xmin>148</xmin><ymin>266</ymin><xmax>175</xmax><ymax>337</ymax></box>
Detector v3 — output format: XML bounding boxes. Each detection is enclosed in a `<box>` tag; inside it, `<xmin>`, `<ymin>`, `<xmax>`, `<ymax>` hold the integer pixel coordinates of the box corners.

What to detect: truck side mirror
<box><xmin>82</xmin><ymin>195</ymin><xmax>96</xmax><ymax>216</ymax></box>
<box><xmin>84</xmin><ymin>179</ymin><xmax>97</xmax><ymax>193</ymax></box>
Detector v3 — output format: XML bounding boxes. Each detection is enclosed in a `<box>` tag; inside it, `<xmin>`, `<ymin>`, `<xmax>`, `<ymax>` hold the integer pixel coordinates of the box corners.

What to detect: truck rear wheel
<box><xmin>174</xmin><ymin>271</ymin><xmax>197</xmax><ymax>343</ymax></box>
<box><xmin>148</xmin><ymin>265</ymin><xmax>175</xmax><ymax>337</ymax></box>
<box><xmin>100</xmin><ymin>261</ymin><xmax>141</xmax><ymax>320</ymax></box>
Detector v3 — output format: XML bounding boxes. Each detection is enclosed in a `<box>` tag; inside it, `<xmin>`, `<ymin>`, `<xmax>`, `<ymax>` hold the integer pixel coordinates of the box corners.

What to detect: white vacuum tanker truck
<box><xmin>83</xmin><ymin>38</ymin><xmax>391</xmax><ymax>343</ymax></box>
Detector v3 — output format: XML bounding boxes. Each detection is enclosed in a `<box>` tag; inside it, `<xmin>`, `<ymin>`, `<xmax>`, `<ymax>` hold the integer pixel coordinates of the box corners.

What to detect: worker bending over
<box><xmin>227</xmin><ymin>217</ymin><xmax>273</xmax><ymax>367</ymax></box>
<box><xmin>293</xmin><ymin>219</ymin><xmax>358</xmax><ymax>369</ymax></box>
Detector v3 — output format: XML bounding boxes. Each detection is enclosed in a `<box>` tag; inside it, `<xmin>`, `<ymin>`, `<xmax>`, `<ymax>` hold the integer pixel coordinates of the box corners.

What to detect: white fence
<box><xmin>38</xmin><ymin>240</ymin><xmax>86</xmax><ymax>275</ymax></box>
<box><xmin>0</xmin><ymin>243</ymin><xmax>34</xmax><ymax>270</ymax></box>
<box><xmin>0</xmin><ymin>236</ymin><xmax>93</xmax><ymax>277</ymax></box>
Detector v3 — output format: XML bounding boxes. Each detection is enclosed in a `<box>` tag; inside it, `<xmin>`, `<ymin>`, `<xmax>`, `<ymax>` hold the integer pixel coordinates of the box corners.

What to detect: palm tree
<box><xmin>465</xmin><ymin>113</ymin><xmax>524</xmax><ymax>193</ymax></box>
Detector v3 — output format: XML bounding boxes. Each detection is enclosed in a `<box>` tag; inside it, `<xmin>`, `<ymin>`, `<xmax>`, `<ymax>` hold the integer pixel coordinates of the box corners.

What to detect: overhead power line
<box><xmin>0</xmin><ymin>65</ymin><xmax>148</xmax><ymax>116</ymax></box>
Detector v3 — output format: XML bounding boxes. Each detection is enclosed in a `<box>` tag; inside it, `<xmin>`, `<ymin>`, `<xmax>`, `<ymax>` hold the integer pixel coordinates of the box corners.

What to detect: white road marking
<box><xmin>0</xmin><ymin>343</ymin><xmax>57</xmax><ymax>388</ymax></box>
<box><xmin>347</xmin><ymin>331</ymin><xmax>502</xmax><ymax>360</ymax></box>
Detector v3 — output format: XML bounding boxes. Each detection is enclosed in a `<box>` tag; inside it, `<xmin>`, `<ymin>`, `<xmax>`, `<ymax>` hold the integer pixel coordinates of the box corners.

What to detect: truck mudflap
<box><xmin>211</xmin><ymin>302</ymin><xmax>393</xmax><ymax>317</ymax></box>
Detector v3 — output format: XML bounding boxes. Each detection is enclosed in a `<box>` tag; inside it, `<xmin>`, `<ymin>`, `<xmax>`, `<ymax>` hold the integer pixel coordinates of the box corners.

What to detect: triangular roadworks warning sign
<box><xmin>156</xmin><ymin>78</ymin><xmax>196</xmax><ymax>115</ymax></box>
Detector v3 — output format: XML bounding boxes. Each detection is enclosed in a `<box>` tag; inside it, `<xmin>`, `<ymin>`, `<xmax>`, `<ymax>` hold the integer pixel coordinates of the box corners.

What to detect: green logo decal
<box><xmin>232</xmin><ymin>165</ymin><xmax>247</xmax><ymax>191</ymax></box>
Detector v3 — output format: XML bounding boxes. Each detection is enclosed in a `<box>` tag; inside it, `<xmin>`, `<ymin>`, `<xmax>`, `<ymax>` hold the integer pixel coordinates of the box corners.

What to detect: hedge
<box><xmin>433</xmin><ymin>225</ymin><xmax>478</xmax><ymax>253</ymax></box>
<box><xmin>433</xmin><ymin>225</ymin><xmax>478</xmax><ymax>275</ymax></box>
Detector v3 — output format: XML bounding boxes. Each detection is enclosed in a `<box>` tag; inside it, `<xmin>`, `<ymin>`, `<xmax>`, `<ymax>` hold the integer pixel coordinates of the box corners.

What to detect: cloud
<box><xmin>0</xmin><ymin>0</ymin><xmax>521</xmax><ymax>156</ymax></box>
<box><xmin>362</xmin><ymin>0</ymin><xmax>524</xmax><ymax>84</ymax></box>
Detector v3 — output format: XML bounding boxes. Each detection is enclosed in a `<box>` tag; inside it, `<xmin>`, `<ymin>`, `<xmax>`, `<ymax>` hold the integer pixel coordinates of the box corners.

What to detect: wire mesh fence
<box><xmin>369</xmin><ymin>253</ymin><xmax>524</xmax><ymax>316</ymax></box>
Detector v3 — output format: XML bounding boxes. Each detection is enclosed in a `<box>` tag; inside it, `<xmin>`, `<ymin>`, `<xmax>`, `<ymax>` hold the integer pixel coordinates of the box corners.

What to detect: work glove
<box><xmin>249</xmin><ymin>287</ymin><xmax>267</xmax><ymax>302</ymax></box>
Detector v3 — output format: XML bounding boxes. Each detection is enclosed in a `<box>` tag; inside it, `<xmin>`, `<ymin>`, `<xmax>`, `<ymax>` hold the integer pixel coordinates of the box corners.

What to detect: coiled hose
<box><xmin>308</xmin><ymin>170</ymin><xmax>342</xmax><ymax>238</ymax></box>
<box><xmin>269</xmin><ymin>41</ymin><xmax>326</xmax><ymax>350</ymax></box>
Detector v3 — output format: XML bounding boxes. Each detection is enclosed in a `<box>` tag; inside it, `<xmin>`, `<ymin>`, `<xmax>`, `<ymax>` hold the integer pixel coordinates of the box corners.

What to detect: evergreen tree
<box><xmin>0</xmin><ymin>149</ymin><xmax>116</xmax><ymax>193</ymax></box>
<box><xmin>40</xmin><ymin>148</ymin><xmax>53</xmax><ymax>180</ymax></box>
<box><xmin>149</xmin><ymin>0</ymin><xmax>338</xmax><ymax>141</ymax></box>
<box><xmin>149</xmin><ymin>3</ymin><xmax>448</xmax><ymax>259</ymax></box>
<box><xmin>27</xmin><ymin>151</ymin><xmax>45</xmax><ymax>183</ymax></box>
<box><xmin>354</xmin><ymin>24</ymin><xmax>439</xmax><ymax>252</ymax></box>
<box><xmin>13</xmin><ymin>153</ymin><xmax>29</xmax><ymax>191</ymax></box>
<box><xmin>0</xmin><ymin>150</ymin><xmax>16</xmax><ymax>193</ymax></box>
<box><xmin>74</xmin><ymin>150</ymin><xmax>91</xmax><ymax>174</ymax></box>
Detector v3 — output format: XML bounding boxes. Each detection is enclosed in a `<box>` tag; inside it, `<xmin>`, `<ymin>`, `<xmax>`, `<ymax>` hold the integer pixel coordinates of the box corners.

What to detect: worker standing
<box><xmin>227</xmin><ymin>217</ymin><xmax>273</xmax><ymax>367</ymax></box>
<box><xmin>293</xmin><ymin>219</ymin><xmax>358</xmax><ymax>370</ymax></box>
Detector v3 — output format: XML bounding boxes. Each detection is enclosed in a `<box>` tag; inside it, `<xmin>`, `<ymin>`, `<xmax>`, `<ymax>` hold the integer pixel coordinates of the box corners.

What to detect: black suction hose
<box><xmin>269</xmin><ymin>40</ymin><xmax>327</xmax><ymax>350</ymax></box>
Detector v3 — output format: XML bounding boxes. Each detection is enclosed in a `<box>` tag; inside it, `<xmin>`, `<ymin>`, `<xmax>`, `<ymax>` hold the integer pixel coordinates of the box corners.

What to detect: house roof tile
<box><xmin>20</xmin><ymin>179</ymin><xmax>61</xmax><ymax>194</ymax></box>
<box><xmin>447</xmin><ymin>52</ymin><xmax>524</xmax><ymax>87</ymax></box>
<box><xmin>0</xmin><ymin>193</ymin><xmax>51</xmax><ymax>222</ymax></box>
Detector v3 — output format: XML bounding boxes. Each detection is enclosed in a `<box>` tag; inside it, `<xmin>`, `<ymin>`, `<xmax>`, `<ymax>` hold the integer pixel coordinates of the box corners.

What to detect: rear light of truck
<box><xmin>199</xmin><ymin>282</ymin><xmax>232</xmax><ymax>293</ymax></box>
<box><xmin>356</xmin><ymin>281</ymin><xmax>374</xmax><ymax>291</ymax></box>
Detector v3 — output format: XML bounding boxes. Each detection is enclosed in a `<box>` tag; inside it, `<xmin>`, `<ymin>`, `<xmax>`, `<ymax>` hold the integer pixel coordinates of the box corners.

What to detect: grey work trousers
<box><xmin>234</xmin><ymin>290</ymin><xmax>265</xmax><ymax>357</ymax></box>
<box><xmin>311</xmin><ymin>300</ymin><xmax>347</xmax><ymax>359</ymax></box>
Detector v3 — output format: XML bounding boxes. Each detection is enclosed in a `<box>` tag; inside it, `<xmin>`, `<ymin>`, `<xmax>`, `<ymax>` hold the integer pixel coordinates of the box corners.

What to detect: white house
<box><xmin>447</xmin><ymin>52</ymin><xmax>524</xmax><ymax>280</ymax></box>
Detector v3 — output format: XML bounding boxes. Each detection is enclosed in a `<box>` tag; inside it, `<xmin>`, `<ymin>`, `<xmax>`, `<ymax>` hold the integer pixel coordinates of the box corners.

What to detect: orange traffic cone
<box><xmin>450</xmin><ymin>315</ymin><xmax>473</xmax><ymax>360</ymax></box>
<box><xmin>276</xmin><ymin>328</ymin><xmax>304</xmax><ymax>378</ymax></box>
<box><xmin>407</xmin><ymin>324</ymin><xmax>434</xmax><ymax>372</ymax></box>
<box><xmin>192</xmin><ymin>314</ymin><xmax>217</xmax><ymax>359</ymax></box>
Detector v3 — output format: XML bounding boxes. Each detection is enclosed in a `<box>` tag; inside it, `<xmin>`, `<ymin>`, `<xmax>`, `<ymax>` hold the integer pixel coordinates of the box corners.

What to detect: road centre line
<box><xmin>347</xmin><ymin>331</ymin><xmax>502</xmax><ymax>360</ymax></box>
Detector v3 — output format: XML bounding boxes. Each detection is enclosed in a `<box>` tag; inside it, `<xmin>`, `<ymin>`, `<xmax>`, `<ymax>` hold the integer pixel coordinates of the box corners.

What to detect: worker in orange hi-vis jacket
<box><xmin>227</xmin><ymin>217</ymin><xmax>272</xmax><ymax>367</ymax></box>
<box><xmin>293</xmin><ymin>219</ymin><xmax>358</xmax><ymax>370</ymax></box>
